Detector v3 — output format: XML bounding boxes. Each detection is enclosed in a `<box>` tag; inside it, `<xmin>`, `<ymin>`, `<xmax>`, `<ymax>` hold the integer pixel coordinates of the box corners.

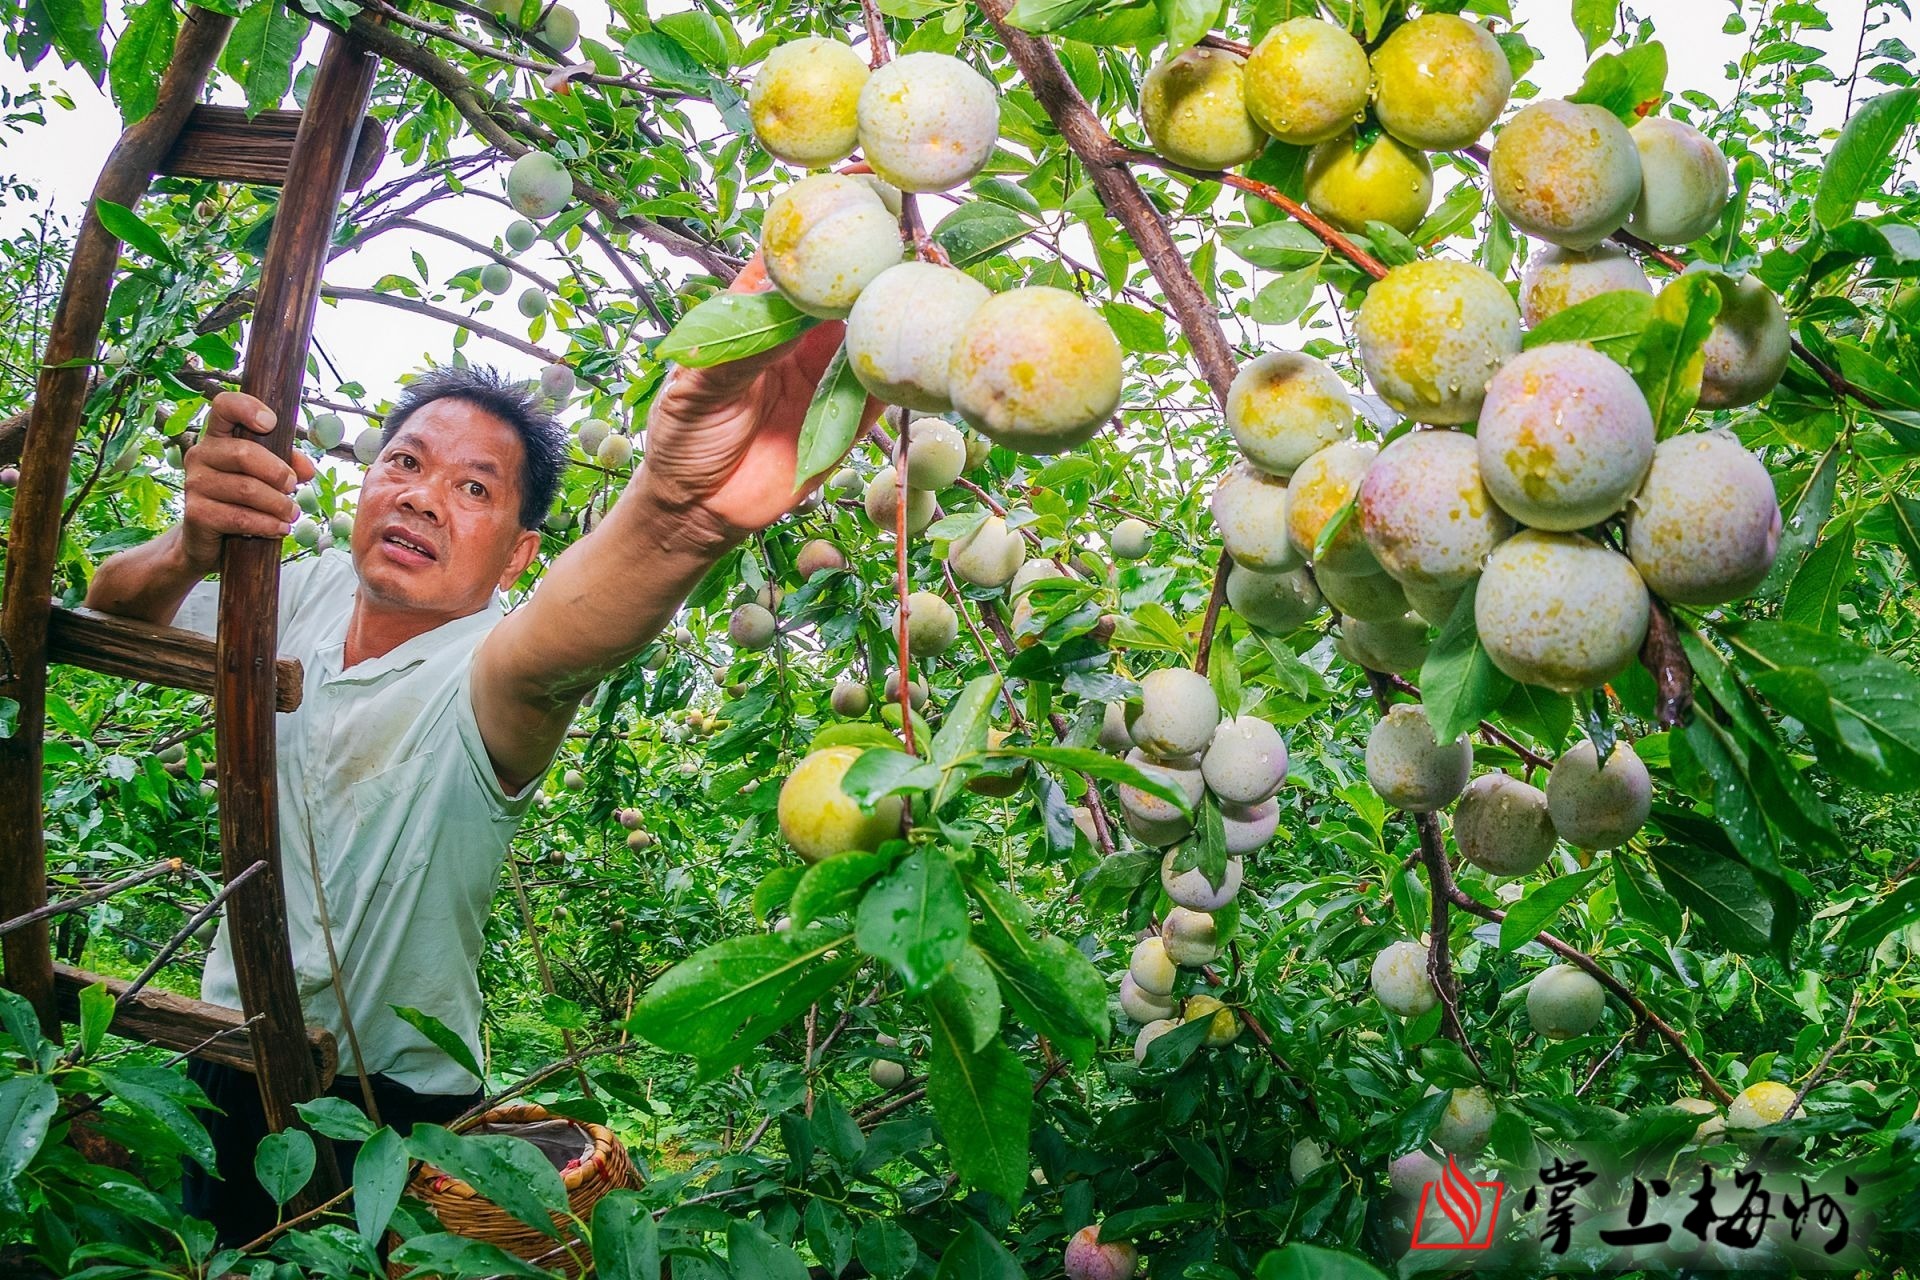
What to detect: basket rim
<box><xmin>412</xmin><ymin>1102</ymin><xmax>625</xmax><ymax>1199</ymax></box>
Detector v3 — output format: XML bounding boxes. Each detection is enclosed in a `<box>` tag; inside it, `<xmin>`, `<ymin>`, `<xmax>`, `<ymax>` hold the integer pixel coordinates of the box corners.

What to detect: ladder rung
<box><xmin>157</xmin><ymin>104</ymin><xmax>385</xmax><ymax>192</ymax></box>
<box><xmin>54</xmin><ymin>962</ymin><xmax>338</xmax><ymax>1089</ymax></box>
<box><xmin>44</xmin><ymin>604</ymin><xmax>303</xmax><ymax>712</ymax></box>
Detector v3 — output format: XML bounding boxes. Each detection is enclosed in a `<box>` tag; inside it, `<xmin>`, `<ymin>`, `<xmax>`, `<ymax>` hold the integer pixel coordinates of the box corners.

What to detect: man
<box><xmin>86</xmin><ymin>265</ymin><xmax>870</xmax><ymax>1241</ymax></box>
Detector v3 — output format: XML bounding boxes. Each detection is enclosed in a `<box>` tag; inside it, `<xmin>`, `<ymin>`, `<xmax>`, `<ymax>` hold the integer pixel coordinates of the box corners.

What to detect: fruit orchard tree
<box><xmin>3</xmin><ymin>0</ymin><xmax>1920</xmax><ymax>1276</ymax></box>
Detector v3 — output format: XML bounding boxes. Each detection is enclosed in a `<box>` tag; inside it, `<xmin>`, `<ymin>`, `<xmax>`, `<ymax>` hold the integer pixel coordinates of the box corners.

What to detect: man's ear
<box><xmin>499</xmin><ymin>528</ymin><xmax>541</xmax><ymax>591</ymax></box>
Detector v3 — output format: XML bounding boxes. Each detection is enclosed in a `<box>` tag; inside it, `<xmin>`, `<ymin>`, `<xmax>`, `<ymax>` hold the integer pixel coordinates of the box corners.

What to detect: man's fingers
<box><xmin>190</xmin><ymin>469</ymin><xmax>301</xmax><ymax>525</ymax></box>
<box><xmin>190</xmin><ymin>435</ymin><xmax>300</xmax><ymax>492</ymax></box>
<box><xmin>289</xmin><ymin>450</ymin><xmax>318</xmax><ymax>484</ymax></box>
<box><xmin>208</xmin><ymin>391</ymin><xmax>277</xmax><ymax>437</ymax></box>
<box><xmin>184</xmin><ymin>494</ymin><xmax>295</xmax><ymax>541</ymax></box>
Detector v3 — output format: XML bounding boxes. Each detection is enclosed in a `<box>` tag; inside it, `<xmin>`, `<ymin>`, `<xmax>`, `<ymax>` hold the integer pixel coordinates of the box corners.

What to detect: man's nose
<box><xmin>397</xmin><ymin>482</ymin><xmax>442</xmax><ymax>523</ymax></box>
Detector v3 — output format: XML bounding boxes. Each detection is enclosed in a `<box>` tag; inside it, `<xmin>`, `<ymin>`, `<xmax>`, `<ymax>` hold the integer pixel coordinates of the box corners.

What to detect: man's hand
<box><xmin>178</xmin><ymin>392</ymin><xmax>316</xmax><ymax>574</ymax></box>
<box><xmin>633</xmin><ymin>256</ymin><xmax>883</xmax><ymax>547</ymax></box>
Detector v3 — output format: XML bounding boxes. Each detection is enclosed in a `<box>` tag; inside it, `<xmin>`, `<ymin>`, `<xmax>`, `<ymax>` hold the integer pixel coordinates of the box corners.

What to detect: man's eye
<box><xmin>467</xmin><ymin>482</ymin><xmax>487</xmax><ymax>498</ymax></box>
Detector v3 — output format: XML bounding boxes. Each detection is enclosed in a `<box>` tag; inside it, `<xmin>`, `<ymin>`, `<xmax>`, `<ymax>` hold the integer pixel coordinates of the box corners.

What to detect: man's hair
<box><xmin>381</xmin><ymin>365</ymin><xmax>567</xmax><ymax>529</ymax></box>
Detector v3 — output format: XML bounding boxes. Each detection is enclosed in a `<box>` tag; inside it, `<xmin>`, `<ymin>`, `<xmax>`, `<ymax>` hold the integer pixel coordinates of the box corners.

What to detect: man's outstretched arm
<box><xmin>471</xmin><ymin>265</ymin><xmax>882</xmax><ymax>791</ymax></box>
<box><xmin>86</xmin><ymin>393</ymin><xmax>313</xmax><ymax>625</ymax></box>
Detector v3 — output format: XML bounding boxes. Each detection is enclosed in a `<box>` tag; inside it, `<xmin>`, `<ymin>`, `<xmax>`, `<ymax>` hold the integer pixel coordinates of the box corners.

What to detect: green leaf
<box><xmin>1258</xmin><ymin>1243</ymin><xmax>1392</xmax><ymax>1280</ymax></box>
<box><xmin>1814</xmin><ymin>88</ymin><xmax>1920</xmax><ymax>229</ymax></box>
<box><xmin>971</xmin><ymin>880</ymin><xmax>1108</xmax><ymax>1045</ymax></box>
<box><xmin>933</xmin><ymin>203</ymin><xmax>1034</xmax><ymax>266</ymax></box>
<box><xmin>94</xmin><ymin>1066</ymin><xmax>214</xmax><ymax>1171</ymax></box>
<box><xmin>1004</xmin><ymin>0</ymin><xmax>1104</xmax><ymax>34</ymax></box>
<box><xmin>23</xmin><ymin>0</ymin><xmax>105</xmax><ymax>81</ymax></box>
<box><xmin>107</xmin><ymin>0</ymin><xmax>177</xmax><ymax>123</ymax></box>
<box><xmin>1781</xmin><ymin>517</ymin><xmax>1856</xmax><ymax>636</ymax></box>
<box><xmin>391</xmin><ymin>1233</ymin><xmax>554</xmax><ymax>1278</ymax></box>
<box><xmin>76</xmin><ymin>981</ymin><xmax>113</xmax><ymax>1059</ymax></box>
<box><xmin>932</xmin><ymin>675</ymin><xmax>1002</xmax><ymax>771</ymax></box>
<box><xmin>0</xmin><ymin>1077</ymin><xmax>57</xmax><ymax>1190</ymax></box>
<box><xmin>1725</xmin><ymin>621</ymin><xmax>1920</xmax><ymax>792</ymax></box>
<box><xmin>805</xmin><ymin>1199</ymin><xmax>855</xmax><ymax>1276</ymax></box>
<box><xmin>254</xmin><ymin>1128</ymin><xmax>316</xmax><ymax>1207</ymax></box>
<box><xmin>793</xmin><ymin>344</ymin><xmax>869</xmax><ymax>488</ymax></box>
<box><xmin>1567</xmin><ymin>40</ymin><xmax>1668</xmax><ymax>121</ymax></box>
<box><xmin>1158</xmin><ymin>0</ymin><xmax>1223</xmax><ymax>55</ymax></box>
<box><xmin>1251</xmin><ymin>265</ymin><xmax>1321</xmax><ymax>326</ymax></box>
<box><xmin>93</xmin><ymin>199</ymin><xmax>178</xmax><ymax>267</ymax></box>
<box><xmin>929</xmin><ymin>946</ymin><xmax>1004</xmax><ymax>1054</ymax></box>
<box><xmin>353</xmin><ymin>1127</ymin><xmax>407</xmax><ymax>1243</ymax></box>
<box><xmin>1412</xmin><ymin>181</ymin><xmax>1485</xmax><ymax>246</ymax></box>
<box><xmin>791</xmin><ymin>850</ymin><xmax>890</xmax><ymax>928</ymax></box>
<box><xmin>220</xmin><ymin>0</ymin><xmax>310</xmax><ymax>116</ymax></box>
<box><xmin>657</xmin><ymin>290</ymin><xmax>819</xmax><ymax>367</ymax></box>
<box><xmin>926</xmin><ymin>1005</ymin><xmax>1031</xmax><ymax>1207</ymax></box>
<box><xmin>1141</xmin><ymin>1013</ymin><xmax>1212</xmax><ymax>1071</ymax></box>
<box><xmin>996</xmin><ymin>744</ymin><xmax>1192</xmax><ymax>814</ymax></box>
<box><xmin>1570</xmin><ymin>0</ymin><xmax>1616</xmax><ymax>56</ymax></box>
<box><xmin>727</xmin><ymin>1220</ymin><xmax>809</xmax><ymax>1280</ymax></box>
<box><xmin>856</xmin><ymin>1219</ymin><xmax>919</xmax><ymax>1280</ymax></box>
<box><xmin>855</xmin><ymin>847</ymin><xmax>970</xmax><ymax>993</ymax></box>
<box><xmin>626</xmin><ymin>930</ymin><xmax>854</xmax><ymax>1056</ymax></box>
<box><xmin>1521</xmin><ymin>289</ymin><xmax>1655</xmax><ymax>360</ymax></box>
<box><xmin>594</xmin><ymin>1191</ymin><xmax>661</xmax><ymax>1280</ymax></box>
<box><xmin>1884</xmin><ymin>493</ymin><xmax>1920</xmax><ymax>572</ymax></box>
<box><xmin>1223</xmin><ymin>221</ymin><xmax>1327</xmax><ymax>272</ymax></box>
<box><xmin>1760</xmin><ymin>446</ymin><xmax>1840</xmax><ymax>596</ymax></box>
<box><xmin>1497</xmin><ymin>868</ymin><xmax>1603</xmax><ymax>952</ymax></box>
<box><xmin>407</xmin><ymin>1124</ymin><xmax>569</xmax><ymax>1237</ymax></box>
<box><xmin>1646</xmin><ymin>841</ymin><xmax>1775</xmax><ymax>955</ymax></box>
<box><xmin>391</xmin><ymin>1006</ymin><xmax>483</xmax><ymax>1083</ymax></box>
<box><xmin>933</xmin><ymin>1220</ymin><xmax>1023</xmax><ymax>1279</ymax></box>
<box><xmin>842</xmin><ymin>747</ymin><xmax>942</xmax><ymax>804</ymax></box>
<box><xmin>1841</xmin><ymin>879</ymin><xmax>1920</xmax><ymax>952</ymax></box>
<box><xmin>295</xmin><ymin>1095</ymin><xmax>377</xmax><ymax>1142</ymax></box>
<box><xmin>1418</xmin><ymin>583</ymin><xmax>1512</xmax><ymax>745</ymax></box>
<box><xmin>1629</xmin><ymin>274</ymin><xmax>1722</xmax><ymax>435</ymax></box>
<box><xmin>1615</xmin><ymin>851</ymin><xmax>1683</xmax><ymax>937</ymax></box>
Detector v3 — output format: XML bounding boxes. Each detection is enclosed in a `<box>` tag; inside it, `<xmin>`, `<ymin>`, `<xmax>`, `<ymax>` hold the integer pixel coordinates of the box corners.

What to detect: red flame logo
<box><xmin>1437</xmin><ymin>1153</ymin><xmax>1483</xmax><ymax>1243</ymax></box>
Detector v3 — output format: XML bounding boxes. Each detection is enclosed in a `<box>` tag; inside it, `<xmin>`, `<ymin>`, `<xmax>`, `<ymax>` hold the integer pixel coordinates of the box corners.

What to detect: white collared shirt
<box><xmin>177</xmin><ymin>550</ymin><xmax>538</xmax><ymax>1094</ymax></box>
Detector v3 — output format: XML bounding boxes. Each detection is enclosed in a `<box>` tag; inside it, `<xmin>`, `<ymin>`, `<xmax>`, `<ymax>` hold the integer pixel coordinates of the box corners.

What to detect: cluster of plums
<box><xmin>745</xmin><ymin>41</ymin><xmax>1125</xmax><ymax>456</ymax></box>
<box><xmin>1140</xmin><ymin>13</ymin><xmax>1516</xmax><ymax>235</ymax></box>
<box><xmin>1086</xmin><ymin>668</ymin><xmax>1291</xmax><ymax>1062</ymax></box>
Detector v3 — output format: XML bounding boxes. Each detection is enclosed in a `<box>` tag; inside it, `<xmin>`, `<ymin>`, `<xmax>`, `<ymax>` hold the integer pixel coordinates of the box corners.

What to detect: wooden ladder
<box><xmin>0</xmin><ymin>11</ymin><xmax>387</xmax><ymax>1213</ymax></box>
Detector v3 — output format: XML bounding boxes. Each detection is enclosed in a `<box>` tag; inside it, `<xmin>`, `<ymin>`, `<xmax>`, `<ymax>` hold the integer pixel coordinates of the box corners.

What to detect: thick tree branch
<box><xmin>977</xmin><ymin>0</ymin><xmax>1238</xmax><ymax>406</ymax></box>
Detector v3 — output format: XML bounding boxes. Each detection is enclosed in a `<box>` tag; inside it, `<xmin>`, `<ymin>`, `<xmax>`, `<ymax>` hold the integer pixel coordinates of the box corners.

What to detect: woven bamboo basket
<box><xmin>392</xmin><ymin>1103</ymin><xmax>640</xmax><ymax>1278</ymax></box>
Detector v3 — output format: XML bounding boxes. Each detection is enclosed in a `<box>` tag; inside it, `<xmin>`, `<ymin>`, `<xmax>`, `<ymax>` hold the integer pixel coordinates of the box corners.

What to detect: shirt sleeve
<box><xmin>454</xmin><ymin>658</ymin><xmax>546</xmax><ymax>816</ymax></box>
<box><xmin>171</xmin><ymin>578</ymin><xmax>220</xmax><ymax>638</ymax></box>
<box><xmin>172</xmin><ymin>551</ymin><xmax>337</xmax><ymax>640</ymax></box>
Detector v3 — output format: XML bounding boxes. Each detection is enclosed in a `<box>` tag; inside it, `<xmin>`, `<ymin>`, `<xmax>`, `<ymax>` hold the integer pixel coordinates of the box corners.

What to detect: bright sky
<box><xmin>0</xmin><ymin>2</ymin><xmax>1894</xmax><ymax>419</ymax></box>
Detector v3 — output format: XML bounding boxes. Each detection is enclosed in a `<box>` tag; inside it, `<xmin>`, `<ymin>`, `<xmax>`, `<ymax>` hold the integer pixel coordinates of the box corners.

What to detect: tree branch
<box><xmin>348</xmin><ymin>15</ymin><xmax>741</xmax><ymax>279</ymax></box>
<box><xmin>1425</xmin><ymin>848</ymin><xmax>1732</xmax><ymax>1104</ymax></box>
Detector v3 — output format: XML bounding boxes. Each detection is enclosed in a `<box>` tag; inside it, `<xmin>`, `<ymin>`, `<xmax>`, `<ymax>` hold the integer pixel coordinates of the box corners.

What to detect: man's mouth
<box><xmin>380</xmin><ymin>528</ymin><xmax>438</xmax><ymax>563</ymax></box>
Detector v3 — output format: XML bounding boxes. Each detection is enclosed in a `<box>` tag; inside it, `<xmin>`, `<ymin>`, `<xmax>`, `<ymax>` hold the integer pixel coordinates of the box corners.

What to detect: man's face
<box><xmin>350</xmin><ymin>398</ymin><xmax>540</xmax><ymax>616</ymax></box>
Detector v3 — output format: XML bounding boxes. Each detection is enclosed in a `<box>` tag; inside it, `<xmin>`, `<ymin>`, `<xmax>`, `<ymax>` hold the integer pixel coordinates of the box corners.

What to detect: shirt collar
<box><xmin>322</xmin><ymin>593</ymin><xmax>504</xmax><ymax>685</ymax></box>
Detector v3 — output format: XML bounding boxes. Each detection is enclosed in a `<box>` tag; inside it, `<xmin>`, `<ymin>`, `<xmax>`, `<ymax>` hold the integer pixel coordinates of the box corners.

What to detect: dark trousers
<box><xmin>184</xmin><ymin>1058</ymin><xmax>480</xmax><ymax>1245</ymax></box>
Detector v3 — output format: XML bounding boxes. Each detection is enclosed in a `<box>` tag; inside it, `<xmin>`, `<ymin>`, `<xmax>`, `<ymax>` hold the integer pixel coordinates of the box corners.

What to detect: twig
<box><xmin>1428</xmin><ymin>853</ymin><xmax>1732</xmax><ymax>1104</ymax></box>
<box><xmin>1119</xmin><ymin>147</ymin><xmax>1391</xmax><ymax>283</ymax></box>
<box><xmin>1415</xmin><ymin>813</ymin><xmax>1484</xmax><ymax>1079</ymax></box>
<box><xmin>116</xmin><ymin>860</ymin><xmax>264</xmax><ymax>1007</ymax></box>
<box><xmin>893</xmin><ymin>420</ymin><xmax>915</xmax><ymax>760</ymax></box>
<box><xmin>1384</xmin><ymin>672</ymin><xmax>1556</xmax><ymax>772</ymax></box>
<box><xmin>1192</xmin><ymin>552</ymin><xmax>1232</xmax><ymax>675</ymax></box>
<box><xmin>0</xmin><ymin>859</ymin><xmax>182</xmax><ymax>938</ymax></box>
<box><xmin>1781</xmin><ymin>988</ymin><xmax>1865</xmax><ymax>1124</ymax></box>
